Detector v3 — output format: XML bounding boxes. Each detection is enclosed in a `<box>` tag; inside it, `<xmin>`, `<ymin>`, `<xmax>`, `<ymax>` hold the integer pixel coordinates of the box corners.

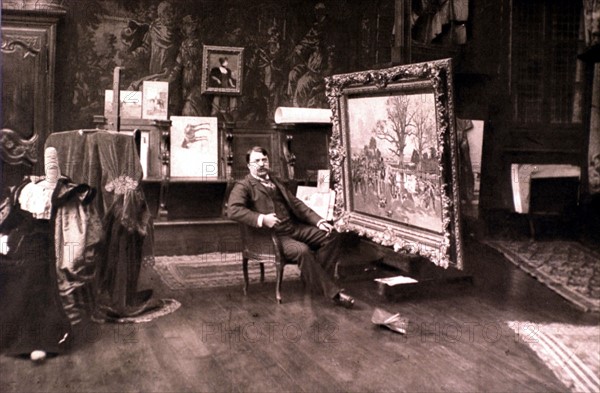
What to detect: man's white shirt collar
<box><xmin>251</xmin><ymin>174</ymin><xmax>270</xmax><ymax>182</ymax></box>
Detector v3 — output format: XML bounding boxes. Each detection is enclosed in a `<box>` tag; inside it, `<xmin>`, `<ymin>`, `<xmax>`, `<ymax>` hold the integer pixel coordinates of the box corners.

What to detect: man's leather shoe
<box><xmin>334</xmin><ymin>292</ymin><xmax>355</xmax><ymax>308</ymax></box>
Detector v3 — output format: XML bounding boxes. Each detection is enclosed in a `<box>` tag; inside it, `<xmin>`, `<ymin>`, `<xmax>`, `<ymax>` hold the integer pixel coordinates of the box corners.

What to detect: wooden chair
<box><xmin>239</xmin><ymin>224</ymin><xmax>297</xmax><ymax>303</ymax></box>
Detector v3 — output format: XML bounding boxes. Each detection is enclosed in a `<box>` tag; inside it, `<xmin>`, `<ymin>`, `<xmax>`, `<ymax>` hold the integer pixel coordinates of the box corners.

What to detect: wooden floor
<box><xmin>1</xmin><ymin>239</ymin><xmax>599</xmax><ymax>393</ymax></box>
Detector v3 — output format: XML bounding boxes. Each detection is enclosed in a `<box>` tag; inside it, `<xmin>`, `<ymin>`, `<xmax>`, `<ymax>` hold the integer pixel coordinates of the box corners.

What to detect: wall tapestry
<box><xmin>56</xmin><ymin>0</ymin><xmax>394</xmax><ymax>130</ymax></box>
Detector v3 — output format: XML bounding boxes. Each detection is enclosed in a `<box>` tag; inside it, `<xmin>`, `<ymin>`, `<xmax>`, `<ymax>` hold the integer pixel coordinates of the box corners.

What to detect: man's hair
<box><xmin>246</xmin><ymin>146</ymin><xmax>268</xmax><ymax>163</ymax></box>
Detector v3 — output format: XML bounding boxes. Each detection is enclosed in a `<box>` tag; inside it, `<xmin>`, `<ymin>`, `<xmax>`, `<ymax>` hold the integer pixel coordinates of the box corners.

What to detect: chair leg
<box><xmin>259</xmin><ymin>263</ymin><xmax>265</xmax><ymax>283</ymax></box>
<box><xmin>275</xmin><ymin>262</ymin><xmax>284</xmax><ymax>304</ymax></box>
<box><xmin>528</xmin><ymin>216</ymin><xmax>536</xmax><ymax>240</ymax></box>
<box><xmin>242</xmin><ymin>257</ymin><xmax>249</xmax><ymax>295</ymax></box>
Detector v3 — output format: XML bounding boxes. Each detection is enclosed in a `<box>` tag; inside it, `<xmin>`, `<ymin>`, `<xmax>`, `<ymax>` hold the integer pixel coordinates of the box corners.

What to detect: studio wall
<box><xmin>54</xmin><ymin>0</ymin><xmax>394</xmax><ymax>130</ymax></box>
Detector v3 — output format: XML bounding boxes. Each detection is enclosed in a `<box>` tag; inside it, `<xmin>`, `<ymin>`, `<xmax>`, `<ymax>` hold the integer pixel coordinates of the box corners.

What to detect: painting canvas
<box><xmin>458</xmin><ymin>119</ymin><xmax>485</xmax><ymax>218</ymax></box>
<box><xmin>142</xmin><ymin>81</ymin><xmax>169</xmax><ymax>120</ymax></box>
<box><xmin>317</xmin><ymin>169</ymin><xmax>331</xmax><ymax>193</ymax></box>
<box><xmin>139</xmin><ymin>130</ymin><xmax>150</xmax><ymax>179</ymax></box>
<box><xmin>296</xmin><ymin>186</ymin><xmax>336</xmax><ymax>221</ymax></box>
<box><xmin>347</xmin><ymin>93</ymin><xmax>442</xmax><ymax>233</ymax></box>
<box><xmin>201</xmin><ymin>45</ymin><xmax>243</xmax><ymax>95</ymax></box>
<box><xmin>170</xmin><ymin>116</ymin><xmax>219</xmax><ymax>178</ymax></box>
<box><xmin>466</xmin><ymin>120</ymin><xmax>484</xmax><ymax>200</ymax></box>
<box><xmin>326</xmin><ymin>59</ymin><xmax>463</xmax><ymax>269</ymax></box>
<box><xmin>104</xmin><ymin>90</ymin><xmax>142</xmax><ymax>119</ymax></box>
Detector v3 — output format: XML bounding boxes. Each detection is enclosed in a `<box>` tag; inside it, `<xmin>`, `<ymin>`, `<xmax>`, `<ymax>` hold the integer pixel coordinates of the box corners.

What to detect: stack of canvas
<box><xmin>296</xmin><ymin>186</ymin><xmax>335</xmax><ymax>221</ymax></box>
<box><xmin>295</xmin><ymin>169</ymin><xmax>335</xmax><ymax>220</ymax></box>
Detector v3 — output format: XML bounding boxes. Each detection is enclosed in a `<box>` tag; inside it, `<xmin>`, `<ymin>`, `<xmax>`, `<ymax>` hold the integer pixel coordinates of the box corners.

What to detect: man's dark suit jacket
<box><xmin>227</xmin><ymin>174</ymin><xmax>322</xmax><ymax>228</ymax></box>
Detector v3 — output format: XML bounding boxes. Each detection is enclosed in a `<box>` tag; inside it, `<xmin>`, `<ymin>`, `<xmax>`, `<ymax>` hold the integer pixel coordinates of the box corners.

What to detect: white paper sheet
<box><xmin>274</xmin><ymin>107</ymin><xmax>332</xmax><ymax>124</ymax></box>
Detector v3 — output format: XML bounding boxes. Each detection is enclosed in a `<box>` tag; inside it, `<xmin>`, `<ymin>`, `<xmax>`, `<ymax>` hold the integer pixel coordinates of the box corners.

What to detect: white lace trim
<box><xmin>18</xmin><ymin>181</ymin><xmax>54</xmax><ymax>219</ymax></box>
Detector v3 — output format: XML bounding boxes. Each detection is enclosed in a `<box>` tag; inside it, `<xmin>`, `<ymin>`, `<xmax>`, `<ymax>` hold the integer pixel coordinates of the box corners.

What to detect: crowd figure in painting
<box><xmin>351</xmin><ymin>145</ymin><xmax>440</xmax><ymax>217</ymax></box>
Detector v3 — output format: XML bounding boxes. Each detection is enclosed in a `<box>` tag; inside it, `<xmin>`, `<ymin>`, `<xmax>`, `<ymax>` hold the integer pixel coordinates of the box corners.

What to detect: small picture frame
<box><xmin>104</xmin><ymin>90</ymin><xmax>142</xmax><ymax>119</ymax></box>
<box><xmin>201</xmin><ymin>45</ymin><xmax>244</xmax><ymax>95</ymax></box>
<box><xmin>142</xmin><ymin>81</ymin><xmax>169</xmax><ymax>120</ymax></box>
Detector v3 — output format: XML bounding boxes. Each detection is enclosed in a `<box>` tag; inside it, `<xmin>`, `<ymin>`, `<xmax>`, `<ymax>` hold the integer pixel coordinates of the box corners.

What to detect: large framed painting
<box><xmin>201</xmin><ymin>45</ymin><xmax>244</xmax><ymax>95</ymax></box>
<box><xmin>325</xmin><ymin>58</ymin><xmax>463</xmax><ymax>269</ymax></box>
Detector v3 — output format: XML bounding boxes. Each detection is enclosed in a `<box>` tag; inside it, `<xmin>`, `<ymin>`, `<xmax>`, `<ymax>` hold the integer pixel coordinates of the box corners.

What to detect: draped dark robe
<box><xmin>45</xmin><ymin>130</ymin><xmax>158</xmax><ymax>320</ymax></box>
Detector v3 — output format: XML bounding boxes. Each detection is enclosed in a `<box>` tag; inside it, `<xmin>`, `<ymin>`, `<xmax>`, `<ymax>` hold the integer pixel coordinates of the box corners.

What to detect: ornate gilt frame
<box><xmin>325</xmin><ymin>58</ymin><xmax>462</xmax><ymax>269</ymax></box>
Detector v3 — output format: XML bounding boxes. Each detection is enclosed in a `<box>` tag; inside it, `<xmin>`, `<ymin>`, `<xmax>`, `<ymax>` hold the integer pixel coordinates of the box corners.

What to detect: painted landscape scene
<box><xmin>347</xmin><ymin>93</ymin><xmax>443</xmax><ymax>233</ymax></box>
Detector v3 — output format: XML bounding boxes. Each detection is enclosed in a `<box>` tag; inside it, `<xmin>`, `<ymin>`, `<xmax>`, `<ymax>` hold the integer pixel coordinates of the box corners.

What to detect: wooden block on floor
<box><xmin>375</xmin><ymin>274</ymin><xmax>474</xmax><ymax>300</ymax></box>
<box><xmin>337</xmin><ymin>239</ymin><xmax>384</xmax><ymax>281</ymax></box>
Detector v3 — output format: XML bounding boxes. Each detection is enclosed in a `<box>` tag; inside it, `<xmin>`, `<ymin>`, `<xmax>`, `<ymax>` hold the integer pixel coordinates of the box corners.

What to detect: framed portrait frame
<box><xmin>325</xmin><ymin>58</ymin><xmax>463</xmax><ymax>269</ymax></box>
<box><xmin>201</xmin><ymin>45</ymin><xmax>244</xmax><ymax>96</ymax></box>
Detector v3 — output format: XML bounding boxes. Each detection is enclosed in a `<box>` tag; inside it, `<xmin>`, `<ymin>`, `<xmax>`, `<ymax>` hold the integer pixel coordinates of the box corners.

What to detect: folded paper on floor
<box><xmin>375</xmin><ymin>276</ymin><xmax>419</xmax><ymax>285</ymax></box>
<box><xmin>371</xmin><ymin>308</ymin><xmax>409</xmax><ymax>334</ymax></box>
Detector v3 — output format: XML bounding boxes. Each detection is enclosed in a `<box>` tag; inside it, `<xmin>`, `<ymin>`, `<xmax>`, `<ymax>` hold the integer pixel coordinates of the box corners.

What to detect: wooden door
<box><xmin>1</xmin><ymin>8</ymin><xmax>65</xmax><ymax>176</ymax></box>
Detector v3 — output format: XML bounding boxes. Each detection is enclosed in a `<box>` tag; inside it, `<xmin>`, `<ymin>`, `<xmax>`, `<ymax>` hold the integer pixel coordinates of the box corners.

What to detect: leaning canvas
<box><xmin>317</xmin><ymin>169</ymin><xmax>331</xmax><ymax>193</ymax></box>
<box><xmin>296</xmin><ymin>186</ymin><xmax>335</xmax><ymax>221</ymax></box>
<box><xmin>139</xmin><ymin>131</ymin><xmax>150</xmax><ymax>179</ymax></box>
<box><xmin>142</xmin><ymin>81</ymin><xmax>169</xmax><ymax>120</ymax></box>
<box><xmin>104</xmin><ymin>90</ymin><xmax>142</xmax><ymax>119</ymax></box>
<box><xmin>170</xmin><ymin>116</ymin><xmax>219</xmax><ymax>178</ymax></box>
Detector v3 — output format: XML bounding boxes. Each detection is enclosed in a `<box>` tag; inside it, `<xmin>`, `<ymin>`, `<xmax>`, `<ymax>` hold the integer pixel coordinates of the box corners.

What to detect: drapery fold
<box><xmin>53</xmin><ymin>181</ymin><xmax>101</xmax><ymax>323</ymax></box>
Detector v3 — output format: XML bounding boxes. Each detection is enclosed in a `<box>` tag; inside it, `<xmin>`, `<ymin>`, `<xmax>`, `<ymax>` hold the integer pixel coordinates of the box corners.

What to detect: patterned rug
<box><xmin>508</xmin><ymin>321</ymin><xmax>600</xmax><ymax>393</ymax></box>
<box><xmin>153</xmin><ymin>252</ymin><xmax>301</xmax><ymax>291</ymax></box>
<box><xmin>485</xmin><ymin>240</ymin><xmax>600</xmax><ymax>312</ymax></box>
<box><xmin>92</xmin><ymin>299</ymin><xmax>182</xmax><ymax>324</ymax></box>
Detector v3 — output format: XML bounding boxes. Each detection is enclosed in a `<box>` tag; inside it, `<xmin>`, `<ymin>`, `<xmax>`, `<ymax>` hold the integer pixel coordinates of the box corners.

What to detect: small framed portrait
<box><xmin>201</xmin><ymin>45</ymin><xmax>244</xmax><ymax>95</ymax></box>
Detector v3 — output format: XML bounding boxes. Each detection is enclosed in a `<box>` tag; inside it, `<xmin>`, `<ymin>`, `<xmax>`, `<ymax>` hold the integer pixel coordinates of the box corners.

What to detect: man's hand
<box><xmin>263</xmin><ymin>213</ymin><xmax>281</xmax><ymax>228</ymax></box>
<box><xmin>317</xmin><ymin>221</ymin><xmax>334</xmax><ymax>235</ymax></box>
<box><xmin>0</xmin><ymin>234</ymin><xmax>9</xmax><ymax>255</ymax></box>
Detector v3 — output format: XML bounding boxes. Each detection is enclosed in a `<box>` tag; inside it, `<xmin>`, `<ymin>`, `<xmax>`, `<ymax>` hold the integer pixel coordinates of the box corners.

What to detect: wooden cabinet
<box><xmin>1</xmin><ymin>6</ymin><xmax>65</xmax><ymax>176</ymax></box>
<box><xmin>283</xmin><ymin>124</ymin><xmax>331</xmax><ymax>182</ymax></box>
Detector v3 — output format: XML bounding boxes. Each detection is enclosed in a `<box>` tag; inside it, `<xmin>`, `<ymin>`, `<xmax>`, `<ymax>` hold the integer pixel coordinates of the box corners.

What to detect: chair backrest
<box><xmin>238</xmin><ymin>223</ymin><xmax>279</xmax><ymax>261</ymax></box>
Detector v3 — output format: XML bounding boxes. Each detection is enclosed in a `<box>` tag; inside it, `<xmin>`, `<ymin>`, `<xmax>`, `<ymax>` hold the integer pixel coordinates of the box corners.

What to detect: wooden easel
<box><xmin>105</xmin><ymin>67</ymin><xmax>144</xmax><ymax>158</ymax></box>
<box><xmin>111</xmin><ymin>66</ymin><xmax>122</xmax><ymax>132</ymax></box>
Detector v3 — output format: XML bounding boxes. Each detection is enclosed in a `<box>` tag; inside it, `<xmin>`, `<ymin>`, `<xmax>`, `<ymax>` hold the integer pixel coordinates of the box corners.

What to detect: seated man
<box><xmin>227</xmin><ymin>146</ymin><xmax>354</xmax><ymax>308</ymax></box>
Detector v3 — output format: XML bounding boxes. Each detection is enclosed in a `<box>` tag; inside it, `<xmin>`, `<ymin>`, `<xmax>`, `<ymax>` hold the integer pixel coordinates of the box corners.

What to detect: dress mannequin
<box><xmin>18</xmin><ymin>147</ymin><xmax>61</xmax><ymax>220</ymax></box>
<box><xmin>0</xmin><ymin>147</ymin><xmax>95</xmax><ymax>362</ymax></box>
